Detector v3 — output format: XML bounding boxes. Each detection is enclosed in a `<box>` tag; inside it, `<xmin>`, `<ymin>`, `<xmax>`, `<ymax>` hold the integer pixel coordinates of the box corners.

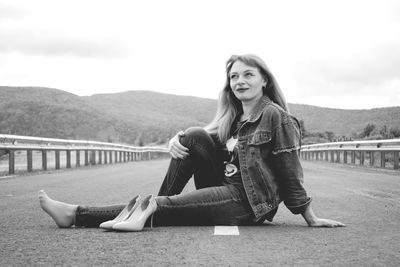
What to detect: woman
<box><xmin>39</xmin><ymin>54</ymin><xmax>345</xmax><ymax>231</ymax></box>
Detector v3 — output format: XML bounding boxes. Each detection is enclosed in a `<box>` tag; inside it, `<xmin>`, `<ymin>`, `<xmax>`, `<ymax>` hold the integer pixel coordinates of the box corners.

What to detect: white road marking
<box><xmin>0</xmin><ymin>175</ymin><xmax>15</xmax><ymax>179</ymax></box>
<box><xmin>214</xmin><ymin>226</ymin><xmax>240</xmax><ymax>236</ymax></box>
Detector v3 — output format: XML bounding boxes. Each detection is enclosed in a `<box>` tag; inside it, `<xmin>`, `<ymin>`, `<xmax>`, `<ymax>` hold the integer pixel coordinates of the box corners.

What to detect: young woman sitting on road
<box><xmin>39</xmin><ymin>54</ymin><xmax>345</xmax><ymax>231</ymax></box>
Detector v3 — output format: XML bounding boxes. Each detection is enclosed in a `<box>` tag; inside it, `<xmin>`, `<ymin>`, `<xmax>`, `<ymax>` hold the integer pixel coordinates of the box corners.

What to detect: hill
<box><xmin>1</xmin><ymin>86</ymin><xmax>399</xmax><ymax>144</ymax></box>
<box><xmin>0</xmin><ymin>87</ymin><xmax>133</xmax><ymax>143</ymax></box>
<box><xmin>288</xmin><ymin>104</ymin><xmax>400</xmax><ymax>136</ymax></box>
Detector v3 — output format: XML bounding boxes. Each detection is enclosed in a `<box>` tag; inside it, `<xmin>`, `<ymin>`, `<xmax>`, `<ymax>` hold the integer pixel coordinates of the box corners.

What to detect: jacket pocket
<box><xmin>247</xmin><ymin>130</ymin><xmax>271</xmax><ymax>145</ymax></box>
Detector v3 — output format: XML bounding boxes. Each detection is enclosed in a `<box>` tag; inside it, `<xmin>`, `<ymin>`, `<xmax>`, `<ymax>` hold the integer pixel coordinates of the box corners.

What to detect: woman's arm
<box><xmin>302</xmin><ymin>204</ymin><xmax>345</xmax><ymax>227</ymax></box>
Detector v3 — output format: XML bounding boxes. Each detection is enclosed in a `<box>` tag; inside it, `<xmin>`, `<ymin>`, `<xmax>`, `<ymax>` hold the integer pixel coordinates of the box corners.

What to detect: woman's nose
<box><xmin>236</xmin><ymin>75</ymin><xmax>245</xmax><ymax>84</ymax></box>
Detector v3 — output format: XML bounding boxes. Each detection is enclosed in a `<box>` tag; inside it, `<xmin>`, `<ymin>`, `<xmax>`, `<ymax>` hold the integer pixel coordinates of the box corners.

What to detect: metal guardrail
<box><xmin>0</xmin><ymin>134</ymin><xmax>169</xmax><ymax>176</ymax></box>
<box><xmin>300</xmin><ymin>139</ymin><xmax>400</xmax><ymax>170</ymax></box>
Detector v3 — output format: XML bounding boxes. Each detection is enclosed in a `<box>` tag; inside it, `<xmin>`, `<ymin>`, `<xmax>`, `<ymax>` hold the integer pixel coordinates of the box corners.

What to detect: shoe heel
<box><xmin>99</xmin><ymin>195</ymin><xmax>141</xmax><ymax>230</ymax></box>
<box><xmin>112</xmin><ymin>194</ymin><xmax>157</xmax><ymax>232</ymax></box>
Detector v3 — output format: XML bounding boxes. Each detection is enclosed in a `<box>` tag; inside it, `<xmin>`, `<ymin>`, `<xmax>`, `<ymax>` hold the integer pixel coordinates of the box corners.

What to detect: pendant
<box><xmin>224</xmin><ymin>163</ymin><xmax>238</xmax><ymax>177</ymax></box>
<box><xmin>226</xmin><ymin>137</ymin><xmax>238</xmax><ymax>152</ymax></box>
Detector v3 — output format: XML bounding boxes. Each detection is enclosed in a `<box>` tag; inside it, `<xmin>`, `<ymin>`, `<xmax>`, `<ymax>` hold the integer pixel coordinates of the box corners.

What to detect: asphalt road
<box><xmin>1</xmin><ymin>159</ymin><xmax>399</xmax><ymax>266</ymax></box>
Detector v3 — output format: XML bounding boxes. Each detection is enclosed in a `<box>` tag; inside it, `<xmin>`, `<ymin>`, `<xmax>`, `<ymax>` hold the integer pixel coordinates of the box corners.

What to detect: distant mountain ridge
<box><xmin>288</xmin><ymin>103</ymin><xmax>400</xmax><ymax>136</ymax></box>
<box><xmin>1</xmin><ymin>86</ymin><xmax>399</xmax><ymax>144</ymax></box>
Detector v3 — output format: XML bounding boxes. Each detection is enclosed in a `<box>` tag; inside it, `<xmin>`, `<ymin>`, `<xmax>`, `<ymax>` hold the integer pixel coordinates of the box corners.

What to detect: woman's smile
<box><xmin>236</xmin><ymin>87</ymin><xmax>249</xmax><ymax>92</ymax></box>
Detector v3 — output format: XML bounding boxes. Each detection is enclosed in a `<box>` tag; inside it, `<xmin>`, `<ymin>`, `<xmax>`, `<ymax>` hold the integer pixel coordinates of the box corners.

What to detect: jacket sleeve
<box><xmin>271</xmin><ymin>115</ymin><xmax>311</xmax><ymax>214</ymax></box>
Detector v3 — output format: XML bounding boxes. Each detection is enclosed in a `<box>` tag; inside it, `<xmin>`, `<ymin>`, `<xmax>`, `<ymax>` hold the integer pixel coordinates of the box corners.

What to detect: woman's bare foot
<box><xmin>38</xmin><ymin>190</ymin><xmax>78</xmax><ymax>228</ymax></box>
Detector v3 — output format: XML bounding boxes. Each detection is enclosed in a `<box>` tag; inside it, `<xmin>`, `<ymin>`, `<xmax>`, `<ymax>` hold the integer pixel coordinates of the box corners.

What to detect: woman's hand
<box><xmin>307</xmin><ymin>218</ymin><xmax>346</xmax><ymax>228</ymax></box>
<box><xmin>302</xmin><ymin>205</ymin><xmax>346</xmax><ymax>228</ymax></box>
<box><xmin>168</xmin><ymin>131</ymin><xmax>189</xmax><ymax>159</ymax></box>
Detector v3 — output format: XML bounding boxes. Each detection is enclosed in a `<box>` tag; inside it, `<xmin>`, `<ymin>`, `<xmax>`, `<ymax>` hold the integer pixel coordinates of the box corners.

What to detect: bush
<box><xmin>390</xmin><ymin>127</ymin><xmax>400</xmax><ymax>138</ymax></box>
<box><xmin>361</xmin><ymin>123</ymin><xmax>376</xmax><ymax>138</ymax></box>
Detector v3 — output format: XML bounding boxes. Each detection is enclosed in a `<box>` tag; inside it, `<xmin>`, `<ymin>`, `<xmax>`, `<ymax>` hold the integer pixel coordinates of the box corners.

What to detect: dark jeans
<box><xmin>75</xmin><ymin>127</ymin><xmax>255</xmax><ymax>227</ymax></box>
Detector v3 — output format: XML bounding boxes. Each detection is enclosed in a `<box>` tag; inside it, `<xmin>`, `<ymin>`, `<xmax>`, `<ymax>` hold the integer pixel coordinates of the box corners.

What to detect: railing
<box><xmin>300</xmin><ymin>139</ymin><xmax>400</xmax><ymax>170</ymax></box>
<box><xmin>0</xmin><ymin>134</ymin><xmax>169</xmax><ymax>176</ymax></box>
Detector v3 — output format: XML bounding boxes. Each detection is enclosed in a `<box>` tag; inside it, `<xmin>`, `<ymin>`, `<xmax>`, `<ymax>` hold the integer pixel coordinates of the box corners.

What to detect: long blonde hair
<box><xmin>205</xmin><ymin>54</ymin><xmax>289</xmax><ymax>144</ymax></box>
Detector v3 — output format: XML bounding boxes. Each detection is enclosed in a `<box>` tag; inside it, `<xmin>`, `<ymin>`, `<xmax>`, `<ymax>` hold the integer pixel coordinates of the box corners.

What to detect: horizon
<box><xmin>2</xmin><ymin>85</ymin><xmax>399</xmax><ymax>111</ymax></box>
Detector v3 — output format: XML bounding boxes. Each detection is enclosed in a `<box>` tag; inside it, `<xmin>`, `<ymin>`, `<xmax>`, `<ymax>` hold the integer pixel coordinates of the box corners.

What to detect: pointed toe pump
<box><xmin>99</xmin><ymin>195</ymin><xmax>141</xmax><ymax>230</ymax></box>
<box><xmin>112</xmin><ymin>195</ymin><xmax>157</xmax><ymax>232</ymax></box>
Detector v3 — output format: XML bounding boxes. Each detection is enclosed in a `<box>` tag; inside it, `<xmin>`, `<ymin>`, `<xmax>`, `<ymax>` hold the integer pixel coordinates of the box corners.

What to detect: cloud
<box><xmin>293</xmin><ymin>40</ymin><xmax>400</xmax><ymax>94</ymax></box>
<box><xmin>0</xmin><ymin>4</ymin><xmax>28</xmax><ymax>20</ymax></box>
<box><xmin>0</xmin><ymin>30</ymin><xmax>127</xmax><ymax>58</ymax></box>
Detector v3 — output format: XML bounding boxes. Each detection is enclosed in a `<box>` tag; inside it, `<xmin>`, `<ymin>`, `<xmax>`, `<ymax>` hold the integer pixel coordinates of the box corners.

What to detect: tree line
<box><xmin>299</xmin><ymin>120</ymin><xmax>400</xmax><ymax>145</ymax></box>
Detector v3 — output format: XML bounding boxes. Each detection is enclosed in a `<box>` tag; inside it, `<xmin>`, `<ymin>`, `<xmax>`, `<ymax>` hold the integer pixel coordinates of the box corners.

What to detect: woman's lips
<box><xmin>236</xmin><ymin>88</ymin><xmax>249</xmax><ymax>92</ymax></box>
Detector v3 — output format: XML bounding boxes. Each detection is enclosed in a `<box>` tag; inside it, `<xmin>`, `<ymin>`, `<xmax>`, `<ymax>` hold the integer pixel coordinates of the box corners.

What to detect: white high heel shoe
<box><xmin>99</xmin><ymin>195</ymin><xmax>141</xmax><ymax>230</ymax></box>
<box><xmin>112</xmin><ymin>195</ymin><xmax>157</xmax><ymax>232</ymax></box>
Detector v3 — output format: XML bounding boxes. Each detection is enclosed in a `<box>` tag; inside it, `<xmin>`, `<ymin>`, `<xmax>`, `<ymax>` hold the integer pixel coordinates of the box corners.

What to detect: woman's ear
<box><xmin>262</xmin><ymin>78</ymin><xmax>268</xmax><ymax>88</ymax></box>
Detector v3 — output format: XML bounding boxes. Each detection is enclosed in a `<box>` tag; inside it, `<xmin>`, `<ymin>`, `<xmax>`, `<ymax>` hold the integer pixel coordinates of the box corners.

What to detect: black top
<box><xmin>222</xmin><ymin>117</ymin><xmax>247</xmax><ymax>185</ymax></box>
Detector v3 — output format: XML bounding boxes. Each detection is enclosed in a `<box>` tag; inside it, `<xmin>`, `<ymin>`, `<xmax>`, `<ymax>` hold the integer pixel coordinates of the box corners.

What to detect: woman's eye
<box><xmin>230</xmin><ymin>74</ymin><xmax>238</xmax><ymax>80</ymax></box>
<box><xmin>245</xmin><ymin>73</ymin><xmax>254</xmax><ymax>77</ymax></box>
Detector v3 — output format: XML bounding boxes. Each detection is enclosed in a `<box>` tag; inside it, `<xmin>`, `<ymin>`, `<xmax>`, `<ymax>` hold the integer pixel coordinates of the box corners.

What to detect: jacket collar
<box><xmin>247</xmin><ymin>95</ymin><xmax>272</xmax><ymax>123</ymax></box>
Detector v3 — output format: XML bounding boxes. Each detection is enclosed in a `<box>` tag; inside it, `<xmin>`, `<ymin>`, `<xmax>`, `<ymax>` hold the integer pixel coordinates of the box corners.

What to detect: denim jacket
<box><xmin>236</xmin><ymin>96</ymin><xmax>311</xmax><ymax>222</ymax></box>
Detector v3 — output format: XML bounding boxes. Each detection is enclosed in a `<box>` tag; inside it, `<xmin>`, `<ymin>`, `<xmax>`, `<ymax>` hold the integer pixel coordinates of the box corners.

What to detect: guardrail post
<box><xmin>98</xmin><ymin>150</ymin><xmax>102</xmax><ymax>164</ymax></box>
<box><xmin>66</xmin><ymin>150</ymin><xmax>71</xmax><ymax>168</ymax></box>
<box><xmin>42</xmin><ymin>150</ymin><xmax>47</xmax><ymax>171</ymax></box>
<box><xmin>336</xmin><ymin>151</ymin><xmax>340</xmax><ymax>163</ymax></box>
<box><xmin>344</xmin><ymin>151</ymin><xmax>348</xmax><ymax>164</ymax></box>
<box><xmin>85</xmin><ymin>150</ymin><xmax>89</xmax><ymax>166</ymax></box>
<box><xmin>394</xmin><ymin>151</ymin><xmax>399</xmax><ymax>170</ymax></box>
<box><xmin>115</xmin><ymin>151</ymin><xmax>118</xmax><ymax>163</ymax></box>
<box><xmin>91</xmin><ymin>151</ymin><xmax>96</xmax><ymax>165</ymax></box>
<box><xmin>27</xmin><ymin>149</ymin><xmax>33</xmax><ymax>172</ymax></box>
<box><xmin>330</xmin><ymin>151</ymin><xmax>334</xmax><ymax>162</ymax></box>
<box><xmin>360</xmin><ymin>151</ymin><xmax>365</xmax><ymax>166</ymax></box>
<box><xmin>55</xmin><ymin>150</ymin><xmax>60</xmax><ymax>170</ymax></box>
<box><xmin>104</xmin><ymin>150</ymin><xmax>108</xmax><ymax>164</ymax></box>
<box><xmin>380</xmin><ymin>152</ymin><xmax>385</xmax><ymax>168</ymax></box>
<box><xmin>76</xmin><ymin>150</ymin><xmax>80</xmax><ymax>167</ymax></box>
<box><xmin>9</xmin><ymin>150</ymin><xmax>15</xmax><ymax>175</ymax></box>
<box><xmin>370</xmin><ymin>151</ymin><xmax>374</xmax><ymax>167</ymax></box>
<box><xmin>325</xmin><ymin>151</ymin><xmax>328</xmax><ymax>161</ymax></box>
<box><xmin>351</xmin><ymin>151</ymin><xmax>355</xmax><ymax>164</ymax></box>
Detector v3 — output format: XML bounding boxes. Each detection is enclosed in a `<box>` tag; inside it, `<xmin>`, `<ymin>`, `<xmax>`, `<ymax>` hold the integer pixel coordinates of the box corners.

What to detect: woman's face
<box><xmin>229</xmin><ymin>61</ymin><xmax>266</xmax><ymax>103</ymax></box>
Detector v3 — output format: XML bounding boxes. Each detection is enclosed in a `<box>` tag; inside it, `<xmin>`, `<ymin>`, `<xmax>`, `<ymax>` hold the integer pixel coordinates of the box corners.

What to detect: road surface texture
<box><xmin>1</xmin><ymin>159</ymin><xmax>399</xmax><ymax>266</ymax></box>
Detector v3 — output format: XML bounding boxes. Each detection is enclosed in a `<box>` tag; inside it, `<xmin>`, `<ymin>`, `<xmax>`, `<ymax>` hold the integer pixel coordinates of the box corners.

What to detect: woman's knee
<box><xmin>179</xmin><ymin>127</ymin><xmax>212</xmax><ymax>147</ymax></box>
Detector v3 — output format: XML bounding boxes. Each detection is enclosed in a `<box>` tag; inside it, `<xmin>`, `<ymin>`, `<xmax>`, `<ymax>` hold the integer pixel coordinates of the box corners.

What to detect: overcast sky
<box><xmin>1</xmin><ymin>0</ymin><xmax>399</xmax><ymax>109</ymax></box>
